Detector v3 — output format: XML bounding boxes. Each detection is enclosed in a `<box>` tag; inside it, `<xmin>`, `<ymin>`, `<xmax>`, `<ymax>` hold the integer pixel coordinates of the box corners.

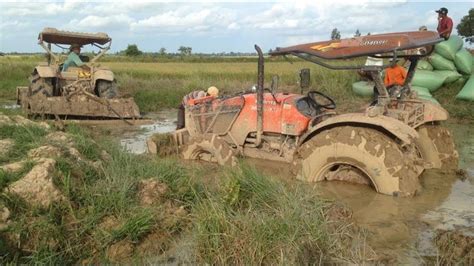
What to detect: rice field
<box><xmin>0</xmin><ymin>55</ymin><xmax>472</xmax><ymax>119</ymax></box>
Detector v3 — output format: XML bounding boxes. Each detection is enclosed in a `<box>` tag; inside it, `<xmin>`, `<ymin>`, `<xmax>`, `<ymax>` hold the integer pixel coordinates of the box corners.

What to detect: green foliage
<box><xmin>456</xmin><ymin>8</ymin><xmax>474</xmax><ymax>44</ymax></box>
<box><xmin>354</xmin><ymin>29</ymin><xmax>361</xmax><ymax>37</ymax></box>
<box><xmin>110</xmin><ymin>209</ymin><xmax>154</xmax><ymax>242</ymax></box>
<box><xmin>124</xmin><ymin>44</ymin><xmax>143</xmax><ymax>57</ymax></box>
<box><xmin>331</xmin><ymin>28</ymin><xmax>341</xmax><ymax>40</ymax></box>
<box><xmin>178</xmin><ymin>46</ymin><xmax>192</xmax><ymax>56</ymax></box>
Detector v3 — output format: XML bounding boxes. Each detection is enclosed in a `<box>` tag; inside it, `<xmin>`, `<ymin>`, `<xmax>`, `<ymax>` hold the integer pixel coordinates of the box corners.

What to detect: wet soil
<box><xmin>119</xmin><ymin>110</ymin><xmax>176</xmax><ymax>154</ymax></box>
<box><xmin>25</xmin><ymin>106</ymin><xmax>472</xmax><ymax>263</ymax></box>
<box><xmin>246</xmin><ymin>122</ymin><xmax>474</xmax><ymax>263</ymax></box>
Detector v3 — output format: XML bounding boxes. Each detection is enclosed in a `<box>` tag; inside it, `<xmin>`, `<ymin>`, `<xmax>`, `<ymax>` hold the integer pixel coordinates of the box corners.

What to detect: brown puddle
<box><xmin>316</xmin><ymin>122</ymin><xmax>473</xmax><ymax>262</ymax></box>
<box><xmin>119</xmin><ymin>109</ymin><xmax>176</xmax><ymax>154</ymax></box>
<box><xmin>250</xmin><ymin>122</ymin><xmax>474</xmax><ymax>262</ymax></box>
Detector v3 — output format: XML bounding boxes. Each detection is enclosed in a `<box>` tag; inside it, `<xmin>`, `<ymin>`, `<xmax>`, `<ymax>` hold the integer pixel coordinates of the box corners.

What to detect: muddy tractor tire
<box><xmin>96</xmin><ymin>80</ymin><xmax>118</xmax><ymax>99</ymax></box>
<box><xmin>294</xmin><ymin>126</ymin><xmax>422</xmax><ymax>197</ymax></box>
<box><xmin>181</xmin><ymin>134</ymin><xmax>237</xmax><ymax>166</ymax></box>
<box><xmin>29</xmin><ymin>74</ymin><xmax>53</xmax><ymax>97</ymax></box>
<box><xmin>416</xmin><ymin>124</ymin><xmax>458</xmax><ymax>170</ymax></box>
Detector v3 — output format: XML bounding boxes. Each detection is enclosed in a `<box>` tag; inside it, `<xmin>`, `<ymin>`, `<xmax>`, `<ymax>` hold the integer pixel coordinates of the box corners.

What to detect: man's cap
<box><xmin>207</xmin><ymin>86</ymin><xmax>219</xmax><ymax>97</ymax></box>
<box><xmin>69</xmin><ymin>44</ymin><xmax>82</xmax><ymax>51</ymax></box>
<box><xmin>435</xmin><ymin>7</ymin><xmax>448</xmax><ymax>15</ymax></box>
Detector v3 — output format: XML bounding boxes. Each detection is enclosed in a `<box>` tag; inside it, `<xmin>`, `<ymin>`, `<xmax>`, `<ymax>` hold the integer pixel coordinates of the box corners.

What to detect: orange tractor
<box><xmin>173</xmin><ymin>31</ymin><xmax>458</xmax><ymax>197</ymax></box>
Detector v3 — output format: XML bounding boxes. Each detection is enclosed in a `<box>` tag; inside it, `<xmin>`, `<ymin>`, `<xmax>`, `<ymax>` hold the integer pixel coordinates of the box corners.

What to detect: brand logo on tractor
<box><xmin>361</xmin><ymin>40</ymin><xmax>388</xmax><ymax>46</ymax></box>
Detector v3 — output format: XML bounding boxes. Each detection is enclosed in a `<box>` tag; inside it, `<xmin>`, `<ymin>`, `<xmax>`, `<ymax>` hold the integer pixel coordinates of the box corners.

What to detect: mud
<box><xmin>318</xmin><ymin>122</ymin><xmax>474</xmax><ymax>262</ymax></box>
<box><xmin>119</xmin><ymin>110</ymin><xmax>176</xmax><ymax>154</ymax></box>
<box><xmin>248</xmin><ymin>122</ymin><xmax>474</xmax><ymax>263</ymax></box>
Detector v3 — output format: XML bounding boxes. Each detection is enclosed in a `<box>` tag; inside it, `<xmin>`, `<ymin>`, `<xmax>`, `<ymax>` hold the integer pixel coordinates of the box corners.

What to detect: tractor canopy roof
<box><xmin>38</xmin><ymin>27</ymin><xmax>111</xmax><ymax>46</ymax></box>
<box><xmin>270</xmin><ymin>31</ymin><xmax>442</xmax><ymax>59</ymax></box>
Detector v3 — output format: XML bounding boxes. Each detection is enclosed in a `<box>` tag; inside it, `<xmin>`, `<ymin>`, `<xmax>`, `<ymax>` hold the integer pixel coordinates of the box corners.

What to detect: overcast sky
<box><xmin>0</xmin><ymin>1</ymin><xmax>472</xmax><ymax>53</ymax></box>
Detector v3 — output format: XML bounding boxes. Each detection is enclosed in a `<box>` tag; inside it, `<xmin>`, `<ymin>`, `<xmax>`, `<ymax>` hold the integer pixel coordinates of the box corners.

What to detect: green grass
<box><xmin>193</xmin><ymin>165</ymin><xmax>365</xmax><ymax>264</ymax></box>
<box><xmin>2</xmin><ymin>55</ymin><xmax>472</xmax><ymax>119</ymax></box>
<box><xmin>0</xmin><ymin>124</ymin><xmax>48</xmax><ymax>163</ymax></box>
<box><xmin>0</xmin><ymin>113</ymin><xmax>371</xmax><ymax>264</ymax></box>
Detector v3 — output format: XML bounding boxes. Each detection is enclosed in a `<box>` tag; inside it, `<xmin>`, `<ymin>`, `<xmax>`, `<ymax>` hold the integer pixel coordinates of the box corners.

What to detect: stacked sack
<box><xmin>352</xmin><ymin>35</ymin><xmax>474</xmax><ymax>102</ymax></box>
<box><xmin>412</xmin><ymin>35</ymin><xmax>473</xmax><ymax>102</ymax></box>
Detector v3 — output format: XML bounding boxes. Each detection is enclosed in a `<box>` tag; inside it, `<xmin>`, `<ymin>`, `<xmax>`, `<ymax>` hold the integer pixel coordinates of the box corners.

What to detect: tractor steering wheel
<box><xmin>307</xmin><ymin>91</ymin><xmax>336</xmax><ymax>110</ymax></box>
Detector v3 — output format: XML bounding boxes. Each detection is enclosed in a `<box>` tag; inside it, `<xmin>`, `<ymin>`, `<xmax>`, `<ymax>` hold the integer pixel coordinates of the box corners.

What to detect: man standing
<box><xmin>436</xmin><ymin>7</ymin><xmax>453</xmax><ymax>40</ymax></box>
<box><xmin>176</xmin><ymin>86</ymin><xmax>219</xmax><ymax>130</ymax></box>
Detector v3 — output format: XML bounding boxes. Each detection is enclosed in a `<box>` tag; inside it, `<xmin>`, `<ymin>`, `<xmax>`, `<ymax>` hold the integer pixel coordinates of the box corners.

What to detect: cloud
<box><xmin>66</xmin><ymin>14</ymin><xmax>134</xmax><ymax>31</ymax></box>
<box><xmin>0</xmin><ymin>0</ymin><xmax>471</xmax><ymax>53</ymax></box>
<box><xmin>130</xmin><ymin>6</ymin><xmax>235</xmax><ymax>33</ymax></box>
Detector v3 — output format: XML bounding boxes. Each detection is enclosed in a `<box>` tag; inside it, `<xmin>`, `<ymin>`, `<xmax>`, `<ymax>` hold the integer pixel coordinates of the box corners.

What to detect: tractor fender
<box><xmin>300</xmin><ymin>113</ymin><xmax>419</xmax><ymax>145</ymax></box>
<box><xmin>419</xmin><ymin>101</ymin><xmax>449</xmax><ymax>126</ymax></box>
<box><xmin>93</xmin><ymin>69</ymin><xmax>114</xmax><ymax>83</ymax></box>
<box><xmin>34</xmin><ymin>66</ymin><xmax>56</xmax><ymax>78</ymax></box>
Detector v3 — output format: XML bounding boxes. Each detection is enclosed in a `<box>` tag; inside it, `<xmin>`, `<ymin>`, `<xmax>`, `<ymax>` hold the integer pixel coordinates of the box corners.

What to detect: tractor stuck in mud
<box><xmin>173</xmin><ymin>31</ymin><xmax>459</xmax><ymax>197</ymax></box>
<box><xmin>16</xmin><ymin>28</ymin><xmax>140</xmax><ymax>120</ymax></box>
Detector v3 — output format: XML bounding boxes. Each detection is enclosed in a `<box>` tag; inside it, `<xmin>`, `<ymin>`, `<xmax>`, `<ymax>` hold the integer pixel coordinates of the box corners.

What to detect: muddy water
<box><xmin>119</xmin><ymin>109</ymin><xmax>176</xmax><ymax>154</ymax></box>
<box><xmin>312</xmin><ymin>123</ymin><xmax>474</xmax><ymax>261</ymax></box>
<box><xmin>115</xmin><ymin>113</ymin><xmax>473</xmax><ymax>261</ymax></box>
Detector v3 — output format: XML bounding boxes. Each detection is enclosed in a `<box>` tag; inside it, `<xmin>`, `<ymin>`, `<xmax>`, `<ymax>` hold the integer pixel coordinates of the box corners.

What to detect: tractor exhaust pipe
<box><xmin>255</xmin><ymin>44</ymin><xmax>264</xmax><ymax>147</ymax></box>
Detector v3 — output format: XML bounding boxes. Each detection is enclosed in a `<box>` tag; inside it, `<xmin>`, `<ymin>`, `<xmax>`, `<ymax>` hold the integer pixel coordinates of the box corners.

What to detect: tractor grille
<box><xmin>188</xmin><ymin>96</ymin><xmax>244</xmax><ymax>135</ymax></box>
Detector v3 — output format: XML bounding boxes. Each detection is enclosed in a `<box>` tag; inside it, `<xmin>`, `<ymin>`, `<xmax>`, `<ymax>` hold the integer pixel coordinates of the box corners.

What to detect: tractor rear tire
<box><xmin>416</xmin><ymin>124</ymin><xmax>458</xmax><ymax>170</ymax></box>
<box><xmin>96</xmin><ymin>80</ymin><xmax>118</xmax><ymax>99</ymax></box>
<box><xmin>181</xmin><ymin>134</ymin><xmax>237</xmax><ymax>166</ymax></box>
<box><xmin>29</xmin><ymin>75</ymin><xmax>53</xmax><ymax>97</ymax></box>
<box><xmin>294</xmin><ymin>126</ymin><xmax>422</xmax><ymax>197</ymax></box>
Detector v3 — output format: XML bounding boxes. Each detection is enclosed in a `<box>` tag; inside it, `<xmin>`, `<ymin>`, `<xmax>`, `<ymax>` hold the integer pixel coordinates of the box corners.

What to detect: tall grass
<box><xmin>193</xmin><ymin>165</ymin><xmax>367</xmax><ymax>264</ymax></box>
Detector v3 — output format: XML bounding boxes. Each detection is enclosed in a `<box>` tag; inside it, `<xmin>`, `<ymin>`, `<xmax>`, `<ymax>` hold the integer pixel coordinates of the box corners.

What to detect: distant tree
<box><xmin>159</xmin><ymin>47</ymin><xmax>167</xmax><ymax>55</ymax></box>
<box><xmin>330</xmin><ymin>28</ymin><xmax>341</xmax><ymax>40</ymax></box>
<box><xmin>456</xmin><ymin>8</ymin><xmax>474</xmax><ymax>44</ymax></box>
<box><xmin>367</xmin><ymin>32</ymin><xmax>371</xmax><ymax>36</ymax></box>
<box><xmin>354</xmin><ymin>29</ymin><xmax>361</xmax><ymax>37</ymax></box>
<box><xmin>178</xmin><ymin>46</ymin><xmax>192</xmax><ymax>56</ymax></box>
<box><xmin>124</xmin><ymin>44</ymin><xmax>142</xmax><ymax>56</ymax></box>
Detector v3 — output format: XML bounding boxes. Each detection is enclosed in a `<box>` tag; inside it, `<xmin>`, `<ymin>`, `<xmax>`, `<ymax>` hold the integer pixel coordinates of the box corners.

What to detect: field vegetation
<box><xmin>1</xmin><ymin>55</ymin><xmax>472</xmax><ymax>119</ymax></box>
<box><xmin>0</xmin><ymin>113</ymin><xmax>373</xmax><ymax>264</ymax></box>
<box><xmin>1</xmin><ymin>53</ymin><xmax>472</xmax><ymax>263</ymax></box>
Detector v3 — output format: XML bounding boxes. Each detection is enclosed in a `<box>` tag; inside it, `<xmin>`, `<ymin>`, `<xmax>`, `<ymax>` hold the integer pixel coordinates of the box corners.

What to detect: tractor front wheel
<box><xmin>294</xmin><ymin>126</ymin><xmax>422</xmax><ymax>197</ymax></box>
<box><xmin>181</xmin><ymin>134</ymin><xmax>237</xmax><ymax>166</ymax></box>
<box><xmin>415</xmin><ymin>124</ymin><xmax>458</xmax><ymax>170</ymax></box>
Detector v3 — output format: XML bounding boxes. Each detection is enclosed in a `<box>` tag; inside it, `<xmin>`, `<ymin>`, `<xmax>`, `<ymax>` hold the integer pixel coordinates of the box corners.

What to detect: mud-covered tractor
<box><xmin>16</xmin><ymin>28</ymin><xmax>140</xmax><ymax>119</ymax></box>
<box><xmin>173</xmin><ymin>31</ymin><xmax>458</xmax><ymax>197</ymax></box>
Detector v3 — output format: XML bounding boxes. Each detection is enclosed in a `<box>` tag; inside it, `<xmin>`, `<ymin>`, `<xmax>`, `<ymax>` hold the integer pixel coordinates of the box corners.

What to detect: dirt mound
<box><xmin>0</xmin><ymin>139</ymin><xmax>14</xmax><ymax>156</ymax></box>
<box><xmin>435</xmin><ymin>230</ymin><xmax>474</xmax><ymax>264</ymax></box>
<box><xmin>7</xmin><ymin>159</ymin><xmax>64</xmax><ymax>208</ymax></box>
<box><xmin>46</xmin><ymin>131</ymin><xmax>74</xmax><ymax>146</ymax></box>
<box><xmin>137</xmin><ymin>178</ymin><xmax>168</xmax><ymax>206</ymax></box>
<box><xmin>0</xmin><ymin>206</ymin><xmax>11</xmax><ymax>230</ymax></box>
<box><xmin>10</xmin><ymin>115</ymin><xmax>50</xmax><ymax>129</ymax></box>
<box><xmin>27</xmin><ymin>145</ymin><xmax>62</xmax><ymax>159</ymax></box>
<box><xmin>106</xmin><ymin>240</ymin><xmax>134</xmax><ymax>262</ymax></box>
<box><xmin>0</xmin><ymin>161</ymin><xmax>25</xmax><ymax>173</ymax></box>
<box><xmin>0</xmin><ymin>114</ymin><xmax>12</xmax><ymax>124</ymax></box>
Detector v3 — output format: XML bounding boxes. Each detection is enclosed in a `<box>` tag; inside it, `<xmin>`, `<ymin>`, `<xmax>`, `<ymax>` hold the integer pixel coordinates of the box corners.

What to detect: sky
<box><xmin>0</xmin><ymin>0</ymin><xmax>472</xmax><ymax>53</ymax></box>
